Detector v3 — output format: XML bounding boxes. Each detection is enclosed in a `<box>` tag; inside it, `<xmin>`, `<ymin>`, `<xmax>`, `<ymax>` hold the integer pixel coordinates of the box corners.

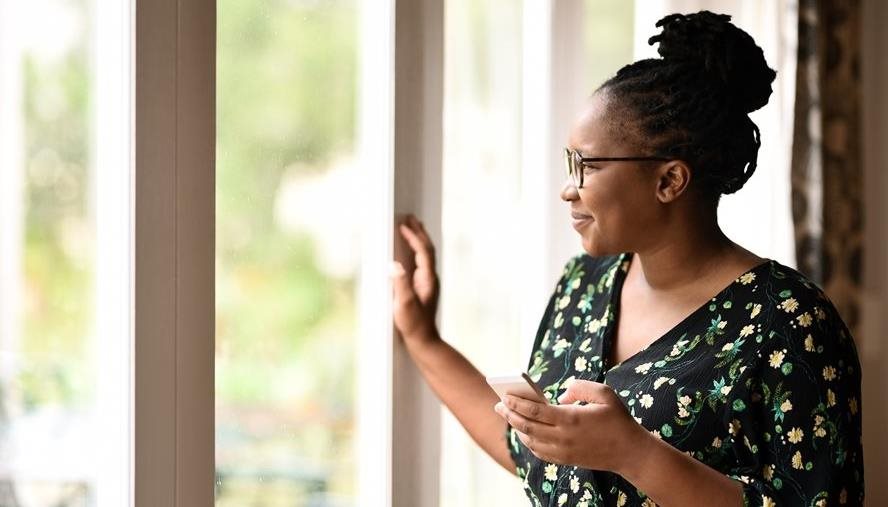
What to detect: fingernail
<box><xmin>389</xmin><ymin>261</ymin><xmax>404</xmax><ymax>277</ymax></box>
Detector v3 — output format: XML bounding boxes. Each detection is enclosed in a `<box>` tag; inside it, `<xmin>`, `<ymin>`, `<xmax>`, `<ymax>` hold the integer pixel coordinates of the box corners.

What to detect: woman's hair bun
<box><xmin>648</xmin><ymin>11</ymin><xmax>776</xmax><ymax>114</ymax></box>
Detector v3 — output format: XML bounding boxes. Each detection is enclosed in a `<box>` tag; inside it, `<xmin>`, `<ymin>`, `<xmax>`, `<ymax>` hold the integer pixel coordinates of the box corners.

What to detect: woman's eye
<box><xmin>582</xmin><ymin>165</ymin><xmax>598</xmax><ymax>175</ymax></box>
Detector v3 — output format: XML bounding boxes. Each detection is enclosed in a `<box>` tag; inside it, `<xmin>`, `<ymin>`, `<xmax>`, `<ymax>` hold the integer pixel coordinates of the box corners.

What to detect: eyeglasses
<box><xmin>564</xmin><ymin>148</ymin><xmax>670</xmax><ymax>189</ymax></box>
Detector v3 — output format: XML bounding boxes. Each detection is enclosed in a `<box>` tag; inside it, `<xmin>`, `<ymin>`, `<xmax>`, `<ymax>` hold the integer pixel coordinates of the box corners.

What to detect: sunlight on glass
<box><xmin>215</xmin><ymin>0</ymin><xmax>358</xmax><ymax>505</ymax></box>
<box><xmin>0</xmin><ymin>0</ymin><xmax>132</xmax><ymax>504</ymax></box>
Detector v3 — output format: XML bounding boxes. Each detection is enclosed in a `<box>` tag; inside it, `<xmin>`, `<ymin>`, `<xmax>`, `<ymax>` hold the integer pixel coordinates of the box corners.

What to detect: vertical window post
<box><xmin>134</xmin><ymin>0</ymin><xmax>215</xmax><ymax>504</ymax></box>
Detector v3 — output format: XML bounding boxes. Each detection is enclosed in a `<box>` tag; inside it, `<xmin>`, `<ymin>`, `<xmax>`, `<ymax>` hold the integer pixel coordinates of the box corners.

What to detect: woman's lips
<box><xmin>571</xmin><ymin>212</ymin><xmax>594</xmax><ymax>230</ymax></box>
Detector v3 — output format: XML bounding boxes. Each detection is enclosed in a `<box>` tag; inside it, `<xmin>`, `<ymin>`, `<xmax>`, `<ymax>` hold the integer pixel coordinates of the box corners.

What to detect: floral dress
<box><xmin>506</xmin><ymin>252</ymin><xmax>864</xmax><ymax>507</ymax></box>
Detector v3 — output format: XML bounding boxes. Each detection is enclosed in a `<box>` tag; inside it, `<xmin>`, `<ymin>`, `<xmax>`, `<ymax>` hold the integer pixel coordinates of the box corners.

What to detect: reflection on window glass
<box><xmin>215</xmin><ymin>0</ymin><xmax>358</xmax><ymax>505</ymax></box>
<box><xmin>0</xmin><ymin>0</ymin><xmax>103</xmax><ymax>505</ymax></box>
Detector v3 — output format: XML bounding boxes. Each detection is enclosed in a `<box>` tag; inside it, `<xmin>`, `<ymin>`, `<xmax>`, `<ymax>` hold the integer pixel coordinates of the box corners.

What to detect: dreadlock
<box><xmin>599</xmin><ymin>11</ymin><xmax>777</xmax><ymax>197</ymax></box>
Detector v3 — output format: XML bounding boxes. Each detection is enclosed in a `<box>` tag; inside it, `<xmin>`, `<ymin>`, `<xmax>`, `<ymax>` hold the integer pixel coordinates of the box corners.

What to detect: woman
<box><xmin>391</xmin><ymin>11</ymin><xmax>863</xmax><ymax>507</ymax></box>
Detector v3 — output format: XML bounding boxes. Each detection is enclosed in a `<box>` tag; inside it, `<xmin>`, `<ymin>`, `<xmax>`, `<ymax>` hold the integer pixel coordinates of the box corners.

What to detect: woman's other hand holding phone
<box><xmin>494</xmin><ymin>379</ymin><xmax>652</xmax><ymax>477</ymax></box>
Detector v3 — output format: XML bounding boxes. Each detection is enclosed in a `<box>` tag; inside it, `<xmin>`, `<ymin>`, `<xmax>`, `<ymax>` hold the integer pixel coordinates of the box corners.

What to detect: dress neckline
<box><xmin>601</xmin><ymin>252</ymin><xmax>774</xmax><ymax>375</ymax></box>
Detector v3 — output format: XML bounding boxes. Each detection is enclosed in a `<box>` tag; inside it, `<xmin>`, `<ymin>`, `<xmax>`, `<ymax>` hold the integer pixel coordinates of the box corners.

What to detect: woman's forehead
<box><xmin>567</xmin><ymin>95</ymin><xmax>619</xmax><ymax>153</ymax></box>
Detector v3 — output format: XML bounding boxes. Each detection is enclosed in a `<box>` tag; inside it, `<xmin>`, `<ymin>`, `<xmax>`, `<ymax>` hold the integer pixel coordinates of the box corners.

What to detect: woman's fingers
<box><xmin>503</xmin><ymin>395</ymin><xmax>558</xmax><ymax>425</ymax></box>
<box><xmin>557</xmin><ymin>380</ymin><xmax>616</xmax><ymax>405</ymax></box>
<box><xmin>513</xmin><ymin>429</ymin><xmax>561</xmax><ymax>465</ymax></box>
<box><xmin>398</xmin><ymin>223</ymin><xmax>435</xmax><ymax>271</ymax></box>
<box><xmin>499</xmin><ymin>404</ymin><xmax>557</xmax><ymax>440</ymax></box>
<box><xmin>409</xmin><ymin>215</ymin><xmax>434</xmax><ymax>249</ymax></box>
<box><xmin>390</xmin><ymin>261</ymin><xmax>416</xmax><ymax>302</ymax></box>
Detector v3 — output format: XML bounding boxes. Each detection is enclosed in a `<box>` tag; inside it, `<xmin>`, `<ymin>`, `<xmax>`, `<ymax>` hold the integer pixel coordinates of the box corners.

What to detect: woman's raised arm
<box><xmin>391</xmin><ymin>215</ymin><xmax>516</xmax><ymax>473</ymax></box>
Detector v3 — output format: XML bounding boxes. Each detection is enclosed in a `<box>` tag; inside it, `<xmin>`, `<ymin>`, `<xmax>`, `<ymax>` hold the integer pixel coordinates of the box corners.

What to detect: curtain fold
<box><xmin>791</xmin><ymin>0</ymin><xmax>863</xmax><ymax>338</ymax></box>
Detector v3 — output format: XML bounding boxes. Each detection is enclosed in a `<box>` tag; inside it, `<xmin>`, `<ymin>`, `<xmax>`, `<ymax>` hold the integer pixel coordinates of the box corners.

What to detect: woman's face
<box><xmin>561</xmin><ymin>93</ymin><xmax>665</xmax><ymax>257</ymax></box>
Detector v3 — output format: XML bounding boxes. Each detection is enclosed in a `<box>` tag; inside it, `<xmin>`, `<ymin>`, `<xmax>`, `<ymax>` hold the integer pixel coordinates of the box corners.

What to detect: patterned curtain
<box><xmin>791</xmin><ymin>0</ymin><xmax>863</xmax><ymax>338</ymax></box>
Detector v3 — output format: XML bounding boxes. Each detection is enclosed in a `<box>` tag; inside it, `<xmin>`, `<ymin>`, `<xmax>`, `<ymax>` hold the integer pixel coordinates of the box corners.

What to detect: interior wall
<box><xmin>860</xmin><ymin>0</ymin><xmax>887</xmax><ymax>503</ymax></box>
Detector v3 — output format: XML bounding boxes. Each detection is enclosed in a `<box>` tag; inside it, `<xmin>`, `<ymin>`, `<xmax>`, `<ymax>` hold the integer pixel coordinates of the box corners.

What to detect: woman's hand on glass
<box><xmin>494</xmin><ymin>379</ymin><xmax>652</xmax><ymax>476</ymax></box>
<box><xmin>391</xmin><ymin>214</ymin><xmax>441</xmax><ymax>343</ymax></box>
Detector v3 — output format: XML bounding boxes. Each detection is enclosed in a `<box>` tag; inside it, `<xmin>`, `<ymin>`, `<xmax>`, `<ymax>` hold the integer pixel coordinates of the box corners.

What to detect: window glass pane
<box><xmin>440</xmin><ymin>0</ymin><xmax>528</xmax><ymax>505</ymax></box>
<box><xmin>215</xmin><ymin>1</ymin><xmax>358</xmax><ymax>505</ymax></box>
<box><xmin>583</xmin><ymin>0</ymin><xmax>635</xmax><ymax>93</ymax></box>
<box><xmin>440</xmin><ymin>2</ymin><xmax>634</xmax><ymax>504</ymax></box>
<box><xmin>0</xmin><ymin>0</ymin><xmax>130</xmax><ymax>505</ymax></box>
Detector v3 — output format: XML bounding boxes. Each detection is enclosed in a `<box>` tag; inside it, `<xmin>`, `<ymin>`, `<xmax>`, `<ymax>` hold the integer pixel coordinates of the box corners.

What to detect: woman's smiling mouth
<box><xmin>571</xmin><ymin>211</ymin><xmax>594</xmax><ymax>229</ymax></box>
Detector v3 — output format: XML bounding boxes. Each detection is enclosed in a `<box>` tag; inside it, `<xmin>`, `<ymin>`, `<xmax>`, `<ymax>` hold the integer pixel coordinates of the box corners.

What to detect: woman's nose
<box><xmin>560</xmin><ymin>180</ymin><xmax>579</xmax><ymax>202</ymax></box>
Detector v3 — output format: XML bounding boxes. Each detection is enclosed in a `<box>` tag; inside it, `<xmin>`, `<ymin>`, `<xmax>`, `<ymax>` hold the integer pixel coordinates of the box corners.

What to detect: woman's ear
<box><xmin>654</xmin><ymin>161</ymin><xmax>692</xmax><ymax>203</ymax></box>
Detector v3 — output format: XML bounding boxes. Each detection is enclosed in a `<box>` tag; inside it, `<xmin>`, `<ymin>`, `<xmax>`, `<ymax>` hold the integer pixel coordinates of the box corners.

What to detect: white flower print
<box><xmin>805</xmin><ymin>334</ymin><xmax>815</xmax><ymax>352</ymax></box>
<box><xmin>575</xmin><ymin>356</ymin><xmax>588</xmax><ymax>372</ymax></box>
<box><xmin>780</xmin><ymin>297</ymin><xmax>799</xmax><ymax>313</ymax></box>
<box><xmin>780</xmin><ymin>399</ymin><xmax>793</xmax><ymax>413</ymax></box>
<box><xmin>635</xmin><ymin>362</ymin><xmax>653</xmax><ymax>374</ymax></box>
<box><xmin>617</xmin><ymin>491</ymin><xmax>627</xmax><ymax>506</ymax></box>
<box><xmin>739</xmin><ymin>272</ymin><xmax>756</xmax><ymax>284</ymax></box>
<box><xmin>740</xmin><ymin>324</ymin><xmax>755</xmax><ymax>337</ymax></box>
<box><xmin>797</xmin><ymin>312</ymin><xmax>813</xmax><ymax>327</ymax></box>
<box><xmin>640</xmin><ymin>394</ymin><xmax>654</xmax><ymax>409</ymax></box>
<box><xmin>750</xmin><ymin>303</ymin><xmax>762</xmax><ymax>318</ymax></box>
<box><xmin>788</xmin><ymin>427</ymin><xmax>804</xmax><ymax>444</ymax></box>
<box><xmin>570</xmin><ymin>475</ymin><xmax>580</xmax><ymax>493</ymax></box>
<box><xmin>654</xmin><ymin>376</ymin><xmax>671</xmax><ymax>389</ymax></box>
<box><xmin>557</xmin><ymin>492</ymin><xmax>567</xmax><ymax>506</ymax></box>
<box><xmin>823</xmin><ymin>365</ymin><xmax>837</xmax><ymax>381</ymax></box>
<box><xmin>588</xmin><ymin>319</ymin><xmax>602</xmax><ymax>334</ymax></box>
<box><xmin>792</xmin><ymin>450</ymin><xmax>804</xmax><ymax>470</ymax></box>
<box><xmin>544</xmin><ymin>463</ymin><xmax>558</xmax><ymax>481</ymax></box>
<box><xmin>768</xmin><ymin>350</ymin><xmax>785</xmax><ymax>368</ymax></box>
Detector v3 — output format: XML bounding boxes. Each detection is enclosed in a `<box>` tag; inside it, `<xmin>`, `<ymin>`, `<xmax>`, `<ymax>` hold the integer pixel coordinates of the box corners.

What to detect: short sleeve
<box><xmin>721</xmin><ymin>303</ymin><xmax>864</xmax><ymax>506</ymax></box>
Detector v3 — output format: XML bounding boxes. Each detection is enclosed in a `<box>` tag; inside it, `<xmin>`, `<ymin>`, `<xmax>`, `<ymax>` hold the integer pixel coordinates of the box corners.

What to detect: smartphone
<box><xmin>486</xmin><ymin>372</ymin><xmax>548</xmax><ymax>403</ymax></box>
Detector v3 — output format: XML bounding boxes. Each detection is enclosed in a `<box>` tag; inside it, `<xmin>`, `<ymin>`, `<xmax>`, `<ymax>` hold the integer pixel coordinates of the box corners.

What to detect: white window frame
<box><xmin>12</xmin><ymin>0</ymin><xmax>804</xmax><ymax>504</ymax></box>
<box><xmin>126</xmin><ymin>0</ymin><xmax>594</xmax><ymax>505</ymax></box>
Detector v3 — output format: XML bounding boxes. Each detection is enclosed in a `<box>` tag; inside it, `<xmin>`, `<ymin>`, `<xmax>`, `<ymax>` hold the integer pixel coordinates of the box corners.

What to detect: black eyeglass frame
<box><xmin>564</xmin><ymin>148</ymin><xmax>671</xmax><ymax>189</ymax></box>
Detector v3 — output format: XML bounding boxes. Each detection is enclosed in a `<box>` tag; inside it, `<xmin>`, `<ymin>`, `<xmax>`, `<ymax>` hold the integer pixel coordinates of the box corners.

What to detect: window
<box><xmin>0</xmin><ymin>2</ymin><xmax>799</xmax><ymax>506</ymax></box>
<box><xmin>0</xmin><ymin>0</ymin><xmax>131</xmax><ymax>505</ymax></box>
<box><xmin>440</xmin><ymin>1</ymin><xmax>635</xmax><ymax>505</ymax></box>
<box><xmin>214</xmin><ymin>0</ymin><xmax>360</xmax><ymax>505</ymax></box>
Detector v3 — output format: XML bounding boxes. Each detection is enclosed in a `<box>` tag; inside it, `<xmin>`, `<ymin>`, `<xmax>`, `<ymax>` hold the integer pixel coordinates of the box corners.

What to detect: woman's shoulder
<box><xmin>756</xmin><ymin>259</ymin><xmax>845</xmax><ymax>324</ymax></box>
<box><xmin>745</xmin><ymin>258</ymin><xmax>858</xmax><ymax>364</ymax></box>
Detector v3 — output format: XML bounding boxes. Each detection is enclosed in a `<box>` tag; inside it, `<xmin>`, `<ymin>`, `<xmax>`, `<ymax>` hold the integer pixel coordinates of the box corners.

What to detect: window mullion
<box><xmin>133</xmin><ymin>0</ymin><xmax>215</xmax><ymax>505</ymax></box>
